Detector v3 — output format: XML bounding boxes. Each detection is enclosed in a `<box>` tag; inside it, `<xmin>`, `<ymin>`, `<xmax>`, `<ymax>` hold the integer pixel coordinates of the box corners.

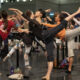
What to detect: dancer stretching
<box><xmin>9</xmin><ymin>8</ymin><xmax>80</xmax><ymax>80</ymax></box>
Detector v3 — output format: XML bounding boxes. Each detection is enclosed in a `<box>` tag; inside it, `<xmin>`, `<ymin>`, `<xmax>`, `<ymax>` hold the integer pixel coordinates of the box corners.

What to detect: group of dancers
<box><xmin>0</xmin><ymin>7</ymin><xmax>80</xmax><ymax>80</ymax></box>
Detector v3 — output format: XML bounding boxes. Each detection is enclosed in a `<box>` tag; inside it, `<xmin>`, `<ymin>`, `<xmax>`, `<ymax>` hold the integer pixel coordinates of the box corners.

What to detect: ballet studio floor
<box><xmin>0</xmin><ymin>49</ymin><xmax>80</xmax><ymax>80</ymax></box>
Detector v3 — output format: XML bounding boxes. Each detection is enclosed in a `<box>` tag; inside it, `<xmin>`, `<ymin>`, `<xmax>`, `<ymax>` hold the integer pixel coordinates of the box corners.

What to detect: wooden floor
<box><xmin>0</xmin><ymin>49</ymin><xmax>80</xmax><ymax>80</ymax></box>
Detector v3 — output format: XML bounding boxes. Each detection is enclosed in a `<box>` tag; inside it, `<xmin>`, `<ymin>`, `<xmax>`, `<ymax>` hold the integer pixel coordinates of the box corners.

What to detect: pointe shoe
<box><xmin>42</xmin><ymin>76</ymin><xmax>50</xmax><ymax>80</ymax></box>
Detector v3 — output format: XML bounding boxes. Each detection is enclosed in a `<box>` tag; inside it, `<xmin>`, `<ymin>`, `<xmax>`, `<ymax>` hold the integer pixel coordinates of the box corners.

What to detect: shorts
<box><xmin>68</xmin><ymin>48</ymin><xmax>74</xmax><ymax>57</ymax></box>
<box><xmin>25</xmin><ymin>46</ymin><xmax>31</xmax><ymax>54</ymax></box>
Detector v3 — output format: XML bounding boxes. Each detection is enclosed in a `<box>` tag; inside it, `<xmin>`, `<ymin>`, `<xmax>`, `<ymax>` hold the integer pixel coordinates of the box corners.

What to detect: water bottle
<box><xmin>10</xmin><ymin>66</ymin><xmax>14</xmax><ymax>75</ymax></box>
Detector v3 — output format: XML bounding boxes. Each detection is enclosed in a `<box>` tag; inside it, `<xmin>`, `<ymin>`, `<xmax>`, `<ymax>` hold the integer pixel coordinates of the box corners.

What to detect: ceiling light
<box><xmin>23</xmin><ymin>0</ymin><xmax>26</xmax><ymax>2</ymax></box>
<box><xmin>17</xmin><ymin>0</ymin><xmax>20</xmax><ymax>2</ymax></box>
<box><xmin>5</xmin><ymin>0</ymin><xmax>8</xmax><ymax>3</ymax></box>
<box><xmin>1</xmin><ymin>0</ymin><xmax>4</xmax><ymax>3</ymax></box>
<box><xmin>30</xmin><ymin>0</ymin><xmax>32</xmax><ymax>1</ymax></box>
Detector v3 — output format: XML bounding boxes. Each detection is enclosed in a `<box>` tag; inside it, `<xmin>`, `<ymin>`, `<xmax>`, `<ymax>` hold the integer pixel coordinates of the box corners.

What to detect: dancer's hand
<box><xmin>17</xmin><ymin>28</ymin><xmax>23</xmax><ymax>33</ymax></box>
<box><xmin>23</xmin><ymin>29</ymin><xmax>31</xmax><ymax>33</ymax></box>
<box><xmin>45</xmin><ymin>9</ymin><xmax>51</xmax><ymax>13</ymax></box>
<box><xmin>0</xmin><ymin>29</ymin><xmax>7</xmax><ymax>33</ymax></box>
<box><xmin>61</xmin><ymin>11</ymin><xmax>70</xmax><ymax>16</ymax></box>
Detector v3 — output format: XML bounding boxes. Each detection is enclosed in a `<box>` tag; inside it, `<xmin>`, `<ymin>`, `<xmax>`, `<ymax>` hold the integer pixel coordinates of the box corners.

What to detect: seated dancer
<box><xmin>9</xmin><ymin>8</ymin><xmax>80</xmax><ymax>80</ymax></box>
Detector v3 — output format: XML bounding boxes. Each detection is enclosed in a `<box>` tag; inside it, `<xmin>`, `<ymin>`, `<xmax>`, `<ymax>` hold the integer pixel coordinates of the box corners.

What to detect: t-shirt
<box><xmin>0</xmin><ymin>20</ymin><xmax>14</xmax><ymax>40</ymax></box>
<box><xmin>29</xmin><ymin>19</ymin><xmax>43</xmax><ymax>40</ymax></box>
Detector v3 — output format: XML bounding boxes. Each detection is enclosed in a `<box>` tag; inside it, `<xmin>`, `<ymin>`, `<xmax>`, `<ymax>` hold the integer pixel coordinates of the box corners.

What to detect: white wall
<box><xmin>36</xmin><ymin>0</ymin><xmax>80</xmax><ymax>13</ymax></box>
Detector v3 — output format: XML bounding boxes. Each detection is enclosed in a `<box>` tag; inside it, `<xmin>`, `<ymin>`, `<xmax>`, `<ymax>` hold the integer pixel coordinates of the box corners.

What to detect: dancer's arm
<box><xmin>9</xmin><ymin>8</ymin><xmax>23</xmax><ymax>15</ymax></box>
<box><xmin>9</xmin><ymin>8</ymin><xmax>27</xmax><ymax>23</ymax></box>
<box><xmin>0</xmin><ymin>29</ymin><xmax>7</xmax><ymax>33</ymax></box>
<box><xmin>9</xmin><ymin>8</ymin><xmax>41</xmax><ymax>27</ymax></box>
<box><xmin>17</xmin><ymin>28</ymin><xmax>30</xmax><ymax>33</ymax></box>
<box><xmin>73</xmin><ymin>18</ymin><xmax>80</xmax><ymax>25</ymax></box>
<box><xmin>62</xmin><ymin>11</ymin><xmax>80</xmax><ymax>25</ymax></box>
<box><xmin>42</xmin><ymin>22</ymin><xmax>60</xmax><ymax>28</ymax></box>
<box><xmin>65</xmin><ymin>8</ymin><xmax>80</xmax><ymax>21</ymax></box>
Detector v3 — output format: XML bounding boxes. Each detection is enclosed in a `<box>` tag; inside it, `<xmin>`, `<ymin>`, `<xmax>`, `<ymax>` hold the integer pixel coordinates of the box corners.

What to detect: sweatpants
<box><xmin>65</xmin><ymin>27</ymin><xmax>80</xmax><ymax>40</ymax></box>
